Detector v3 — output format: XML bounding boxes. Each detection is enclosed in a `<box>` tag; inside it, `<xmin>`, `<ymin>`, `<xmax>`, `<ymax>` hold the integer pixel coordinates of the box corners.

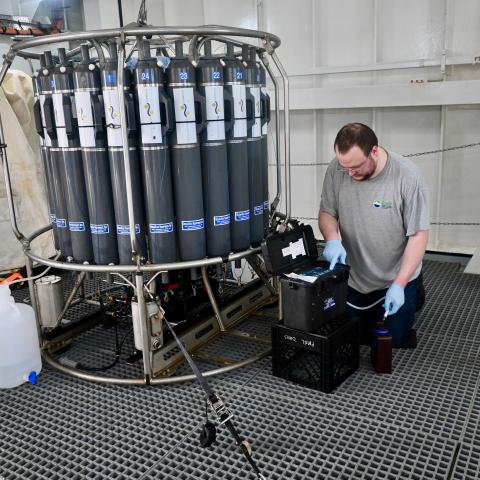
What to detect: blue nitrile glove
<box><xmin>384</xmin><ymin>283</ymin><xmax>405</xmax><ymax>315</ymax></box>
<box><xmin>322</xmin><ymin>240</ymin><xmax>347</xmax><ymax>270</ymax></box>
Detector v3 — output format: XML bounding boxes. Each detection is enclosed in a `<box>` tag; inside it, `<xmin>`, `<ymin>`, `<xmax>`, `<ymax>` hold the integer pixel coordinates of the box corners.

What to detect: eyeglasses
<box><xmin>336</xmin><ymin>152</ymin><xmax>373</xmax><ymax>174</ymax></box>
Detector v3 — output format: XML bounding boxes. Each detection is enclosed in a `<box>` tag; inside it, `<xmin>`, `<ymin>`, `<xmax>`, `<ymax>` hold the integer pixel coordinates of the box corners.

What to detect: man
<box><xmin>319</xmin><ymin>123</ymin><xmax>429</xmax><ymax>348</ymax></box>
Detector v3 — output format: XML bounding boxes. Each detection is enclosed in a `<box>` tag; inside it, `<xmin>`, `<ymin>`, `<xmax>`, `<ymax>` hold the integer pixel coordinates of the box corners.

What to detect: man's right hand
<box><xmin>322</xmin><ymin>240</ymin><xmax>347</xmax><ymax>270</ymax></box>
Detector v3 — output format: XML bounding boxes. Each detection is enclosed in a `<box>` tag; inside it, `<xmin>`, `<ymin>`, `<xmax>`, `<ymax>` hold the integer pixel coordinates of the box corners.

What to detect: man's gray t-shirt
<box><xmin>320</xmin><ymin>150</ymin><xmax>430</xmax><ymax>294</ymax></box>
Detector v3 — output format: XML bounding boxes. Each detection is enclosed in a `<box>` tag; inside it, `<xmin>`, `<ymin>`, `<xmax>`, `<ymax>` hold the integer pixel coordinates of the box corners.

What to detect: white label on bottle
<box><xmin>39</xmin><ymin>95</ymin><xmax>52</xmax><ymax>147</ymax></box>
<box><xmin>252</xmin><ymin>118</ymin><xmax>261</xmax><ymax>138</ymax></box>
<box><xmin>138</xmin><ymin>86</ymin><xmax>162</xmax><ymax>144</ymax></box>
<box><xmin>233</xmin><ymin>118</ymin><xmax>247</xmax><ymax>139</ymax></box>
<box><xmin>173</xmin><ymin>88</ymin><xmax>195</xmax><ymax>122</ymax></box>
<box><xmin>250</xmin><ymin>87</ymin><xmax>261</xmax><ymax>117</ymax></box>
<box><xmin>74</xmin><ymin>91</ymin><xmax>93</xmax><ymax>126</ymax></box>
<box><xmin>176</xmin><ymin>123</ymin><xmax>197</xmax><ymax>145</ymax></box>
<box><xmin>205</xmin><ymin>85</ymin><xmax>224</xmax><ymax>121</ymax></box>
<box><xmin>103</xmin><ymin>89</ymin><xmax>122</xmax><ymax>147</ymax></box>
<box><xmin>207</xmin><ymin>121</ymin><xmax>225</xmax><ymax>141</ymax></box>
<box><xmin>232</xmin><ymin>84</ymin><xmax>247</xmax><ymax>119</ymax></box>
<box><xmin>52</xmin><ymin>92</ymin><xmax>68</xmax><ymax>147</ymax></box>
<box><xmin>74</xmin><ymin>91</ymin><xmax>96</xmax><ymax>147</ymax></box>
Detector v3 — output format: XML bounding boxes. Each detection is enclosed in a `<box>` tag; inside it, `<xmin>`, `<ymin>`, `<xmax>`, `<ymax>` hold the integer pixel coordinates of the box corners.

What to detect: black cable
<box><xmin>146</xmin><ymin>290</ymin><xmax>265</xmax><ymax>479</ymax></box>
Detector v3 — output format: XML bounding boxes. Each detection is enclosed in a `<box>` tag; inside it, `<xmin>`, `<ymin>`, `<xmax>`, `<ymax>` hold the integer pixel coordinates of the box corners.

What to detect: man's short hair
<box><xmin>334</xmin><ymin>123</ymin><xmax>378</xmax><ymax>157</ymax></box>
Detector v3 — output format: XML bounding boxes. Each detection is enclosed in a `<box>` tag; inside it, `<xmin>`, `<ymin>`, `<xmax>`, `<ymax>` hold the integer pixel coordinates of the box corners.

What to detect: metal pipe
<box><xmin>135</xmin><ymin>272</ymin><xmax>152</xmax><ymax>380</ymax></box>
<box><xmin>54</xmin><ymin>272</ymin><xmax>87</xmax><ymax>326</ymax></box>
<box><xmin>25</xmin><ymin>253</ymin><xmax>44</xmax><ymax>347</ymax></box>
<box><xmin>201</xmin><ymin>266</ymin><xmax>226</xmax><ymax>332</ymax></box>
<box><xmin>116</xmin><ymin>42</ymin><xmax>140</xmax><ymax>265</ymax></box>
<box><xmin>24</xmin><ymin>235</ymin><xmax>260</xmax><ymax>272</ymax></box>
<box><xmin>5</xmin><ymin>26</ymin><xmax>280</xmax><ymax>61</ymax></box>
<box><xmin>0</xmin><ymin>110</ymin><xmax>25</xmax><ymax>242</ymax></box>
<box><xmin>259</xmin><ymin>52</ymin><xmax>282</xmax><ymax>213</ymax></box>
<box><xmin>42</xmin><ymin>348</ymin><xmax>269</xmax><ymax>385</ymax></box>
<box><xmin>270</xmin><ymin>50</ymin><xmax>291</xmax><ymax>223</ymax></box>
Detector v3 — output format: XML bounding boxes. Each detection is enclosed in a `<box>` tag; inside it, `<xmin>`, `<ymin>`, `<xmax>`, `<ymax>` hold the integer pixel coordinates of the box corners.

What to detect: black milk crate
<box><xmin>272</xmin><ymin>313</ymin><xmax>359</xmax><ymax>393</ymax></box>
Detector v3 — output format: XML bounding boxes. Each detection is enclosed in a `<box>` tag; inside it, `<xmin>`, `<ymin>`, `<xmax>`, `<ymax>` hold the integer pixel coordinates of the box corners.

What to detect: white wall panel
<box><xmin>262</xmin><ymin>0</ymin><xmax>314</xmax><ymax>73</ymax></box>
<box><xmin>377</xmin><ymin>0</ymin><xmax>445</xmax><ymax>62</ymax></box>
<box><xmin>314</xmin><ymin>0</ymin><xmax>375</xmax><ymax>67</ymax></box>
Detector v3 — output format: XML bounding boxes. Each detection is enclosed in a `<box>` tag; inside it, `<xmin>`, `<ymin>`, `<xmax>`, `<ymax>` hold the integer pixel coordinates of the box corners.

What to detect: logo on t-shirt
<box><xmin>373</xmin><ymin>199</ymin><xmax>393</xmax><ymax>209</ymax></box>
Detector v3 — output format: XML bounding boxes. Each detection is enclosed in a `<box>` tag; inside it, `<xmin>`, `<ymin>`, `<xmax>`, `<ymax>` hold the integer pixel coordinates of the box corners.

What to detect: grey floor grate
<box><xmin>2</xmin><ymin>259</ymin><xmax>480</xmax><ymax>479</ymax></box>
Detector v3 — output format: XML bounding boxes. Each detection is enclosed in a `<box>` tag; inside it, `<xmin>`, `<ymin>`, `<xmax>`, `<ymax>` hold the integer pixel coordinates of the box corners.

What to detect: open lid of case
<box><xmin>261</xmin><ymin>224</ymin><xmax>318</xmax><ymax>275</ymax></box>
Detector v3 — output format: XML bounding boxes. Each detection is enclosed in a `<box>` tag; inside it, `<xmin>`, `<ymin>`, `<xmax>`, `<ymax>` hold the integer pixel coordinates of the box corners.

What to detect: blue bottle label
<box><xmin>213</xmin><ymin>214</ymin><xmax>230</xmax><ymax>226</ymax></box>
<box><xmin>49</xmin><ymin>213</ymin><xmax>56</xmax><ymax>224</ymax></box>
<box><xmin>150</xmin><ymin>222</ymin><xmax>173</xmax><ymax>234</ymax></box>
<box><xmin>69</xmin><ymin>221</ymin><xmax>85</xmax><ymax>232</ymax></box>
<box><xmin>235</xmin><ymin>210</ymin><xmax>250</xmax><ymax>221</ymax></box>
<box><xmin>182</xmin><ymin>219</ymin><xmax>204</xmax><ymax>231</ymax></box>
<box><xmin>117</xmin><ymin>224</ymin><xmax>141</xmax><ymax>235</ymax></box>
<box><xmin>91</xmin><ymin>224</ymin><xmax>110</xmax><ymax>234</ymax></box>
<box><xmin>254</xmin><ymin>205</ymin><xmax>263</xmax><ymax>216</ymax></box>
<box><xmin>56</xmin><ymin>218</ymin><xmax>67</xmax><ymax>228</ymax></box>
<box><xmin>263</xmin><ymin>201</ymin><xmax>269</xmax><ymax>210</ymax></box>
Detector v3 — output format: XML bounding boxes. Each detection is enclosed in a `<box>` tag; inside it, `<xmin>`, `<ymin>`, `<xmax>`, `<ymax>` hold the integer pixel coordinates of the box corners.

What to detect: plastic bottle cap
<box><xmin>88</xmin><ymin>63</ymin><xmax>95</xmax><ymax>71</ymax></box>
<box><xmin>60</xmin><ymin>66</ymin><xmax>66</xmax><ymax>73</ymax></box>
<box><xmin>42</xmin><ymin>68</ymin><xmax>49</xmax><ymax>76</ymax></box>
<box><xmin>27</xmin><ymin>371</ymin><xmax>37</xmax><ymax>385</ymax></box>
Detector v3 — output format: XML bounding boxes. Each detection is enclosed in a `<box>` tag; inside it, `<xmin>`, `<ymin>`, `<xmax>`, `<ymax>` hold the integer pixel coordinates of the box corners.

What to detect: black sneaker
<box><xmin>400</xmin><ymin>329</ymin><xmax>417</xmax><ymax>349</ymax></box>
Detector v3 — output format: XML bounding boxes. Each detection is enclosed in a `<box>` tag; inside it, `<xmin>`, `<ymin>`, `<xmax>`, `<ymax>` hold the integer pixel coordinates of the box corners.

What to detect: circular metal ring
<box><xmin>43</xmin><ymin>348</ymin><xmax>270</xmax><ymax>385</ymax></box>
<box><xmin>25</xmin><ymin>224</ymin><xmax>261</xmax><ymax>272</ymax></box>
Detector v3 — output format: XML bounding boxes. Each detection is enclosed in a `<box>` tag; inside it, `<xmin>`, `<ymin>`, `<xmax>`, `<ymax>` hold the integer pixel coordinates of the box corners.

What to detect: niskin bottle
<box><xmin>0</xmin><ymin>284</ymin><xmax>42</xmax><ymax>388</ymax></box>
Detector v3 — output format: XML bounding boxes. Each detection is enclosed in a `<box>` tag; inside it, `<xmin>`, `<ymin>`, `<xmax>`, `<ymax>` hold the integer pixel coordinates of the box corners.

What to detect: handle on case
<box><xmin>63</xmin><ymin>97</ymin><xmax>74</xmax><ymax>138</ymax></box>
<box><xmin>223</xmin><ymin>88</ymin><xmax>234</xmax><ymax>133</ymax></box>
<box><xmin>194</xmin><ymin>90</ymin><xmax>207</xmax><ymax>134</ymax></box>
<box><xmin>125</xmin><ymin>93</ymin><xmax>137</xmax><ymax>135</ymax></box>
<box><xmin>43</xmin><ymin>96</ymin><xmax>57</xmax><ymax>139</ymax></box>
<box><xmin>33</xmin><ymin>100</ymin><xmax>44</xmax><ymax>137</ymax></box>
<box><xmin>91</xmin><ymin>94</ymin><xmax>105</xmax><ymax>138</ymax></box>
<box><xmin>158</xmin><ymin>89</ymin><xmax>173</xmax><ymax>134</ymax></box>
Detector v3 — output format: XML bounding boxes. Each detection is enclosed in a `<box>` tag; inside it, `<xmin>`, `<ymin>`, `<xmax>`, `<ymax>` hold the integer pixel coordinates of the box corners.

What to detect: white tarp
<box><xmin>0</xmin><ymin>69</ymin><xmax>54</xmax><ymax>271</ymax></box>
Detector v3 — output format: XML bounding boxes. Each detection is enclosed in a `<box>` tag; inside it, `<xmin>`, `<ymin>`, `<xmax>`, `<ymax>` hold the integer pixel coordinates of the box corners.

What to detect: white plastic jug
<box><xmin>0</xmin><ymin>284</ymin><xmax>42</xmax><ymax>388</ymax></box>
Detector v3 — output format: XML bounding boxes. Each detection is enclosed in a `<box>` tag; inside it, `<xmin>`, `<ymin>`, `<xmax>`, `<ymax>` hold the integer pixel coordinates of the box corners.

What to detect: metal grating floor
<box><xmin>2</xmin><ymin>259</ymin><xmax>480</xmax><ymax>479</ymax></box>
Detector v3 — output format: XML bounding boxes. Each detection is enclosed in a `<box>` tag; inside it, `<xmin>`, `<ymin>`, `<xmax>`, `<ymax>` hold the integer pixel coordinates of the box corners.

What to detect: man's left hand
<box><xmin>384</xmin><ymin>283</ymin><xmax>405</xmax><ymax>315</ymax></box>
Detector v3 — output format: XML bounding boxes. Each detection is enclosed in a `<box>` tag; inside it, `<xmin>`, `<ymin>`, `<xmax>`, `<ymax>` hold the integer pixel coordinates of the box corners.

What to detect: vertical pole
<box><xmin>25</xmin><ymin>252</ymin><xmax>45</xmax><ymax>348</ymax></box>
<box><xmin>270</xmin><ymin>51</ymin><xmax>291</xmax><ymax>224</ymax></box>
<box><xmin>259</xmin><ymin>54</ymin><xmax>282</xmax><ymax>214</ymax></box>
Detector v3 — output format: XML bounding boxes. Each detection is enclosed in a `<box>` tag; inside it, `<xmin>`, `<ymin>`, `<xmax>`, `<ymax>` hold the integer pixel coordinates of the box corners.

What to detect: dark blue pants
<box><xmin>346</xmin><ymin>277</ymin><xmax>421</xmax><ymax>348</ymax></box>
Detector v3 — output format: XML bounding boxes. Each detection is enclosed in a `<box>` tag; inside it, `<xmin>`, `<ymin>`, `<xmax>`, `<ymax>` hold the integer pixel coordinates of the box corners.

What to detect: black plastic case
<box><xmin>261</xmin><ymin>225</ymin><xmax>350</xmax><ymax>332</ymax></box>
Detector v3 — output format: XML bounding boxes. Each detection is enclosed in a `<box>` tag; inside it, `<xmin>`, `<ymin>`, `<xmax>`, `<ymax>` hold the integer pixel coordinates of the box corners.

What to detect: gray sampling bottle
<box><xmin>166</xmin><ymin>40</ymin><xmax>207</xmax><ymax>261</ymax></box>
<box><xmin>73</xmin><ymin>45</ymin><xmax>119</xmax><ymax>265</ymax></box>
<box><xmin>134</xmin><ymin>39</ymin><xmax>177</xmax><ymax>264</ymax></box>
<box><xmin>101</xmin><ymin>40</ymin><xmax>147</xmax><ymax>265</ymax></box>
<box><xmin>223</xmin><ymin>42</ymin><xmax>251</xmax><ymax>252</ymax></box>
<box><xmin>243</xmin><ymin>45</ymin><xmax>264</xmax><ymax>247</ymax></box>
<box><xmin>197</xmin><ymin>40</ymin><xmax>231</xmax><ymax>257</ymax></box>
<box><xmin>39</xmin><ymin>51</ymin><xmax>73</xmax><ymax>259</ymax></box>
<box><xmin>32</xmin><ymin>59</ymin><xmax>60</xmax><ymax>251</ymax></box>
<box><xmin>51</xmin><ymin>47</ymin><xmax>93</xmax><ymax>263</ymax></box>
